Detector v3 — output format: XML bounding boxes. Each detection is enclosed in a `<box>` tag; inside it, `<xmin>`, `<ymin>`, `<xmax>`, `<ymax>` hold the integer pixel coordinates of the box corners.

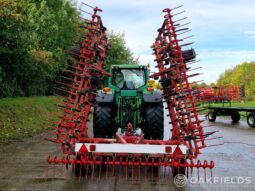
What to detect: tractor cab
<box><xmin>112</xmin><ymin>67</ymin><xmax>146</xmax><ymax>90</ymax></box>
<box><xmin>94</xmin><ymin>64</ymin><xmax>164</xmax><ymax>139</ymax></box>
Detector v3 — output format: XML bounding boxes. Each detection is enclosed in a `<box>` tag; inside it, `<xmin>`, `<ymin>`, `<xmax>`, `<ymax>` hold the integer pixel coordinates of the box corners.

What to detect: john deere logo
<box><xmin>174</xmin><ymin>174</ymin><xmax>187</xmax><ymax>187</ymax></box>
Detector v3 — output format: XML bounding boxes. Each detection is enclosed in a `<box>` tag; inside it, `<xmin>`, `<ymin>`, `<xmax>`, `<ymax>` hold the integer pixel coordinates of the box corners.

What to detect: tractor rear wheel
<box><xmin>142</xmin><ymin>102</ymin><xmax>164</xmax><ymax>140</ymax></box>
<box><xmin>93</xmin><ymin>104</ymin><xmax>116</xmax><ymax>138</ymax></box>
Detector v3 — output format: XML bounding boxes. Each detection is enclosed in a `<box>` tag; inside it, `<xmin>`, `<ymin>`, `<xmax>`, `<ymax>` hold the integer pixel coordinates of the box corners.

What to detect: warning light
<box><xmin>147</xmin><ymin>87</ymin><xmax>154</xmax><ymax>92</ymax></box>
<box><xmin>103</xmin><ymin>87</ymin><xmax>110</xmax><ymax>93</ymax></box>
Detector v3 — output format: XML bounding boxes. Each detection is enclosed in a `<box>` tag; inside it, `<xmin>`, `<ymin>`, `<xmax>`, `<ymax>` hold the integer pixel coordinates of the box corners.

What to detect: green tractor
<box><xmin>93</xmin><ymin>65</ymin><xmax>164</xmax><ymax>140</ymax></box>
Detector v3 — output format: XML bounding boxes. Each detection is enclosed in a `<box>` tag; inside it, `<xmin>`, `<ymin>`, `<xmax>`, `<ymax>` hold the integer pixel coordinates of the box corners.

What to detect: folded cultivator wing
<box><xmin>47</xmin><ymin>4</ymin><xmax>215</xmax><ymax>182</ymax></box>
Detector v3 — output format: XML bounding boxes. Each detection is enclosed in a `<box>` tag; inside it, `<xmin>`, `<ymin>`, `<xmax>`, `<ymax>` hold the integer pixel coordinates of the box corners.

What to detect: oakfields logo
<box><xmin>190</xmin><ymin>176</ymin><xmax>252</xmax><ymax>185</ymax></box>
<box><xmin>174</xmin><ymin>174</ymin><xmax>188</xmax><ymax>187</ymax></box>
<box><xmin>174</xmin><ymin>176</ymin><xmax>252</xmax><ymax>187</ymax></box>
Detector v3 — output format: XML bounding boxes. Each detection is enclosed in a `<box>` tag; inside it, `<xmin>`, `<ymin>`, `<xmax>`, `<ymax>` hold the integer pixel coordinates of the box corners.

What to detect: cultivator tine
<box><xmin>177</xmin><ymin>29</ymin><xmax>192</xmax><ymax>36</ymax></box>
<box><xmin>174</xmin><ymin>17</ymin><xmax>188</xmax><ymax>23</ymax></box>
<box><xmin>197</xmin><ymin>161</ymin><xmax>200</xmax><ymax>180</ymax></box>
<box><xmin>180</xmin><ymin>42</ymin><xmax>194</xmax><ymax>47</ymax></box>
<box><xmin>176</xmin><ymin>22</ymin><xmax>191</xmax><ymax>28</ymax></box>
<box><xmin>81</xmin><ymin>2</ymin><xmax>95</xmax><ymax>9</ymax></box>
<box><xmin>172</xmin><ymin>11</ymin><xmax>186</xmax><ymax>17</ymax></box>
<box><xmin>106</xmin><ymin>157</ymin><xmax>109</xmax><ymax>178</ymax></box>
<box><xmin>79</xmin><ymin>9</ymin><xmax>93</xmax><ymax>16</ymax></box>
<box><xmin>126</xmin><ymin>157</ymin><xmax>129</xmax><ymax>179</ymax></box>
<box><xmin>118</xmin><ymin>157</ymin><xmax>121</xmax><ymax>179</ymax></box>
<box><xmin>171</xmin><ymin>5</ymin><xmax>184</xmax><ymax>11</ymax></box>
<box><xmin>91</xmin><ymin>157</ymin><xmax>95</xmax><ymax>178</ymax></box>
<box><xmin>206</xmin><ymin>143</ymin><xmax>224</xmax><ymax>147</ymax></box>
<box><xmin>187</xmin><ymin>66</ymin><xmax>202</xmax><ymax>72</ymax></box>
<box><xmin>55</xmin><ymin>81</ymin><xmax>73</xmax><ymax>88</ymax></box>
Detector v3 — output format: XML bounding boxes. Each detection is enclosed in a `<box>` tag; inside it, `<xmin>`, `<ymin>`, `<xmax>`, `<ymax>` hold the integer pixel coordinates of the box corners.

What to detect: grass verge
<box><xmin>0</xmin><ymin>96</ymin><xmax>56</xmax><ymax>144</ymax></box>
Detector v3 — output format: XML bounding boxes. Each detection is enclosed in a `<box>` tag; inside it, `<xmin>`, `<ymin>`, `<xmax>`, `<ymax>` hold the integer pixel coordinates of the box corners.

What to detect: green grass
<box><xmin>0</xmin><ymin>96</ymin><xmax>57</xmax><ymax>144</ymax></box>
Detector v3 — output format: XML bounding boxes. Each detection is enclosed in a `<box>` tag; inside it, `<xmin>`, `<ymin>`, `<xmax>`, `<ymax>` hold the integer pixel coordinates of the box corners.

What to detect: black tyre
<box><xmin>93</xmin><ymin>104</ymin><xmax>116</xmax><ymax>138</ymax></box>
<box><xmin>247</xmin><ymin>113</ymin><xmax>255</xmax><ymax>128</ymax></box>
<box><xmin>231</xmin><ymin>111</ymin><xmax>240</xmax><ymax>123</ymax></box>
<box><xmin>208</xmin><ymin>111</ymin><xmax>216</xmax><ymax>122</ymax></box>
<box><xmin>142</xmin><ymin>102</ymin><xmax>164</xmax><ymax>140</ymax></box>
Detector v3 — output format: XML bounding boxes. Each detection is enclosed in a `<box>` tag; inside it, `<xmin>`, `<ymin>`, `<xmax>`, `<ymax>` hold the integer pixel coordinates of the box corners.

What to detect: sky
<box><xmin>74</xmin><ymin>0</ymin><xmax>255</xmax><ymax>84</ymax></box>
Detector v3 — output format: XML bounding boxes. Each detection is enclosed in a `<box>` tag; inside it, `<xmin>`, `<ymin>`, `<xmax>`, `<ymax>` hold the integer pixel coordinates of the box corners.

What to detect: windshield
<box><xmin>113</xmin><ymin>69</ymin><xmax>146</xmax><ymax>89</ymax></box>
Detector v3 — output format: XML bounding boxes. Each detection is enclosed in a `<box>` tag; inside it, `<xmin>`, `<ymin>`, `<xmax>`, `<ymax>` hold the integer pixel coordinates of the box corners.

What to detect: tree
<box><xmin>217</xmin><ymin>61</ymin><xmax>255</xmax><ymax>100</ymax></box>
<box><xmin>105</xmin><ymin>31</ymin><xmax>138</xmax><ymax>70</ymax></box>
<box><xmin>0</xmin><ymin>0</ymin><xmax>32</xmax><ymax>96</ymax></box>
<box><xmin>0</xmin><ymin>1</ymin><xmax>138</xmax><ymax>97</ymax></box>
<box><xmin>0</xmin><ymin>0</ymin><xmax>79</xmax><ymax>97</ymax></box>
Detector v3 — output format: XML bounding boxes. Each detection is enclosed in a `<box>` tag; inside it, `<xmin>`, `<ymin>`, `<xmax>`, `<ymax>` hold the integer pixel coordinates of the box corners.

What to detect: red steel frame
<box><xmin>46</xmin><ymin>5</ymin><xmax>215</xmax><ymax>179</ymax></box>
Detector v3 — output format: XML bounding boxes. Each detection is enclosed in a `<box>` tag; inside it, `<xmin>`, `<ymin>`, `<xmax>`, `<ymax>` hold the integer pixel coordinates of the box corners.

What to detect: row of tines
<box><xmin>46</xmin><ymin>154</ymin><xmax>214</xmax><ymax>179</ymax></box>
<box><xmin>49</xmin><ymin>4</ymin><xmax>110</xmax><ymax>145</ymax></box>
<box><xmin>151</xmin><ymin>6</ymin><xmax>212</xmax><ymax>157</ymax></box>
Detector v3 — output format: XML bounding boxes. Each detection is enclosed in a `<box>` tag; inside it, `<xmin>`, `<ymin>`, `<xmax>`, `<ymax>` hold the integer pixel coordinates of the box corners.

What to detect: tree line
<box><xmin>217</xmin><ymin>61</ymin><xmax>255</xmax><ymax>100</ymax></box>
<box><xmin>192</xmin><ymin>61</ymin><xmax>255</xmax><ymax>101</ymax></box>
<box><xmin>0</xmin><ymin>0</ymin><xmax>136</xmax><ymax>98</ymax></box>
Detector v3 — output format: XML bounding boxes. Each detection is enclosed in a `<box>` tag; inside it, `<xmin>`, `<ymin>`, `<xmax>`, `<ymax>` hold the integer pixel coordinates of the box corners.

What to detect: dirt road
<box><xmin>1</xmin><ymin>116</ymin><xmax>255</xmax><ymax>191</ymax></box>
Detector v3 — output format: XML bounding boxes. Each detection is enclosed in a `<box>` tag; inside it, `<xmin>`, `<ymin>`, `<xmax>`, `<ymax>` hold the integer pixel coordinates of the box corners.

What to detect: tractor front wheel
<box><xmin>142</xmin><ymin>102</ymin><xmax>164</xmax><ymax>140</ymax></box>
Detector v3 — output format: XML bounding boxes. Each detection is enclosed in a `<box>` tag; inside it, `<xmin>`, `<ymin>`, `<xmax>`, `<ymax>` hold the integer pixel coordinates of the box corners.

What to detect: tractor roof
<box><xmin>111</xmin><ymin>64</ymin><xmax>148</xmax><ymax>69</ymax></box>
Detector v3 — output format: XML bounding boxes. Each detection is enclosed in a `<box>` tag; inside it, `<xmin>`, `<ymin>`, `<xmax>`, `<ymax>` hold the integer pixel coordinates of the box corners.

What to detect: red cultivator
<box><xmin>46</xmin><ymin>4</ymin><xmax>215</xmax><ymax>181</ymax></box>
<box><xmin>195</xmin><ymin>84</ymin><xmax>245</xmax><ymax>102</ymax></box>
